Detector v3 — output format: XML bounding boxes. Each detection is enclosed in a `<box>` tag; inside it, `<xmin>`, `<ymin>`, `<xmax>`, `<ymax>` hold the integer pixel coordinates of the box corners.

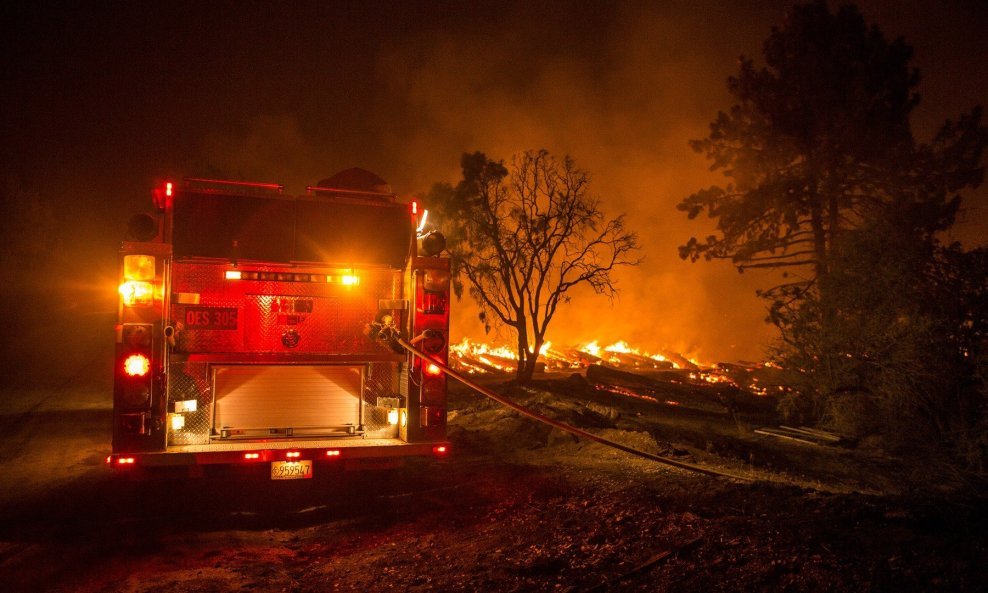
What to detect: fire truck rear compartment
<box><xmin>167</xmin><ymin>360</ymin><xmax>403</xmax><ymax>447</ymax></box>
<box><xmin>165</xmin><ymin>261</ymin><xmax>407</xmax><ymax>450</ymax></box>
<box><xmin>212</xmin><ymin>365</ymin><xmax>364</xmax><ymax>439</ymax></box>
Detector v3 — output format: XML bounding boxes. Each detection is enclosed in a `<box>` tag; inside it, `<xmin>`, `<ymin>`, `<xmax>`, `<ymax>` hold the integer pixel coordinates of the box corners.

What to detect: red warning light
<box><xmin>165</xmin><ymin>182</ymin><xmax>173</xmax><ymax>197</ymax></box>
<box><xmin>424</xmin><ymin>362</ymin><xmax>443</xmax><ymax>377</ymax></box>
<box><xmin>411</xmin><ymin>200</ymin><xmax>418</xmax><ymax>215</ymax></box>
<box><xmin>433</xmin><ymin>445</ymin><xmax>448</xmax><ymax>455</ymax></box>
<box><xmin>123</xmin><ymin>354</ymin><xmax>151</xmax><ymax>377</ymax></box>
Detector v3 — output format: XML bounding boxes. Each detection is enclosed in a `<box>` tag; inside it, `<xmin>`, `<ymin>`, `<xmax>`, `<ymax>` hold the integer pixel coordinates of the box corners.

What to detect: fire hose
<box><xmin>386</xmin><ymin>327</ymin><xmax>757</xmax><ymax>482</ymax></box>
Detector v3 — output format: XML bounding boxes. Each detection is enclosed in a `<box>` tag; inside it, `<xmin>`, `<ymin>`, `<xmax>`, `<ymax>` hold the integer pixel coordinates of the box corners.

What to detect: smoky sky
<box><xmin>3</xmin><ymin>0</ymin><xmax>985</xmax><ymax>361</ymax></box>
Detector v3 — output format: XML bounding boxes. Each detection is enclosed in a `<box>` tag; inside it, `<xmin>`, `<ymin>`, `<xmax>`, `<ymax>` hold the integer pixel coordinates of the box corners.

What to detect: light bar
<box><xmin>221</xmin><ymin>270</ymin><xmax>359</xmax><ymax>285</ymax></box>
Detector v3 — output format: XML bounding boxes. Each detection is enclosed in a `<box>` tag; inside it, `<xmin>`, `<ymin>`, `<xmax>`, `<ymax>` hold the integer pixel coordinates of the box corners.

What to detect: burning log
<box><xmin>600</xmin><ymin>350</ymin><xmax>674</xmax><ymax>370</ymax></box>
<box><xmin>474</xmin><ymin>352</ymin><xmax>518</xmax><ymax>372</ymax></box>
<box><xmin>450</xmin><ymin>353</ymin><xmax>505</xmax><ymax>374</ymax></box>
<box><xmin>586</xmin><ymin>364</ymin><xmax>731</xmax><ymax>414</ymax></box>
<box><xmin>658</xmin><ymin>352</ymin><xmax>699</xmax><ymax>370</ymax></box>
<box><xmin>564</xmin><ymin>348</ymin><xmax>602</xmax><ymax>366</ymax></box>
<box><xmin>542</xmin><ymin>348</ymin><xmax>586</xmax><ymax>369</ymax></box>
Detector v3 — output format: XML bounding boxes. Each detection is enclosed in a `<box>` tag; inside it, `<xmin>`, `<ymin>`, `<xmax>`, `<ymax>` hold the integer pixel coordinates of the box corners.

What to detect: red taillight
<box><xmin>286</xmin><ymin>451</ymin><xmax>301</xmax><ymax>459</ymax></box>
<box><xmin>433</xmin><ymin>445</ymin><xmax>448</xmax><ymax>455</ymax></box>
<box><xmin>422</xmin><ymin>291</ymin><xmax>447</xmax><ymax>314</ymax></box>
<box><xmin>411</xmin><ymin>200</ymin><xmax>418</xmax><ymax>215</ymax></box>
<box><xmin>115</xmin><ymin>456</ymin><xmax>136</xmax><ymax>466</ymax></box>
<box><xmin>244</xmin><ymin>452</ymin><xmax>261</xmax><ymax>460</ymax></box>
<box><xmin>325</xmin><ymin>450</ymin><xmax>341</xmax><ymax>457</ymax></box>
<box><xmin>123</xmin><ymin>354</ymin><xmax>150</xmax><ymax>377</ymax></box>
<box><xmin>424</xmin><ymin>363</ymin><xmax>443</xmax><ymax>377</ymax></box>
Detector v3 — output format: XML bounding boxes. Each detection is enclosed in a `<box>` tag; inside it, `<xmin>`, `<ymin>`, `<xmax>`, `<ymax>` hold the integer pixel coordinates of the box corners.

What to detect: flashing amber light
<box><xmin>244</xmin><ymin>452</ymin><xmax>261</xmax><ymax>460</ymax></box>
<box><xmin>325</xmin><ymin>450</ymin><xmax>341</xmax><ymax>457</ymax></box>
<box><xmin>225</xmin><ymin>270</ymin><xmax>243</xmax><ymax>280</ymax></box>
<box><xmin>340</xmin><ymin>274</ymin><xmax>359</xmax><ymax>286</ymax></box>
<box><xmin>123</xmin><ymin>354</ymin><xmax>151</xmax><ymax>377</ymax></box>
<box><xmin>123</xmin><ymin>254</ymin><xmax>155</xmax><ymax>281</ymax></box>
<box><xmin>433</xmin><ymin>445</ymin><xmax>448</xmax><ymax>455</ymax></box>
<box><xmin>286</xmin><ymin>451</ymin><xmax>301</xmax><ymax>459</ymax></box>
<box><xmin>119</xmin><ymin>280</ymin><xmax>154</xmax><ymax>307</ymax></box>
<box><xmin>424</xmin><ymin>362</ymin><xmax>443</xmax><ymax>377</ymax></box>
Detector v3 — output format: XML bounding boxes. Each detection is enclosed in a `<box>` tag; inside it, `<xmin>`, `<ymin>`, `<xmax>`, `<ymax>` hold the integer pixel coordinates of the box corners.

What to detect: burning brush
<box><xmin>448</xmin><ymin>337</ymin><xmax>788</xmax><ymax>398</ymax></box>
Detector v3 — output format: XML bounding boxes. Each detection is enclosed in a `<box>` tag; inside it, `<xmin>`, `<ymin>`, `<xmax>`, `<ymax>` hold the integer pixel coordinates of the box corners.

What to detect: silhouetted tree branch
<box><xmin>428</xmin><ymin>150</ymin><xmax>641</xmax><ymax>382</ymax></box>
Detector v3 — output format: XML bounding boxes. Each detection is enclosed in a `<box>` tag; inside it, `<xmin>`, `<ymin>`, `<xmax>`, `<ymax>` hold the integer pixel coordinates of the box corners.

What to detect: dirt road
<box><xmin>1</xmin><ymin>378</ymin><xmax>986</xmax><ymax>592</ymax></box>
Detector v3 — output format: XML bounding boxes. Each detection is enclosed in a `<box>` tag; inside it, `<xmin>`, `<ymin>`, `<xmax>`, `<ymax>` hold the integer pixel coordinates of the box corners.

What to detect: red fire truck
<box><xmin>108</xmin><ymin>169</ymin><xmax>450</xmax><ymax>479</ymax></box>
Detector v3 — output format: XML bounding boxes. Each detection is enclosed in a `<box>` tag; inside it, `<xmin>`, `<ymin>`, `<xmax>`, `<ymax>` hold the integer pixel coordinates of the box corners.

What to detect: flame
<box><xmin>604</xmin><ymin>340</ymin><xmax>634</xmax><ymax>354</ymax></box>
<box><xmin>446</xmin><ymin>337</ymin><xmax>789</xmax><ymax>399</ymax></box>
<box><xmin>581</xmin><ymin>340</ymin><xmax>601</xmax><ymax>357</ymax></box>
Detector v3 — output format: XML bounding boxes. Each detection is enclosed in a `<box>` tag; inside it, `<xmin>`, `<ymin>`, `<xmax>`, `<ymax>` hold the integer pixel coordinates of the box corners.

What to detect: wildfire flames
<box><xmin>449</xmin><ymin>338</ymin><xmax>785</xmax><ymax>397</ymax></box>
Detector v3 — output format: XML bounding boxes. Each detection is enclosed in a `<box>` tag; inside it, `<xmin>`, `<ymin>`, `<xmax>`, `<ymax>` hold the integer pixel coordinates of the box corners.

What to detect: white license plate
<box><xmin>270</xmin><ymin>460</ymin><xmax>313</xmax><ymax>480</ymax></box>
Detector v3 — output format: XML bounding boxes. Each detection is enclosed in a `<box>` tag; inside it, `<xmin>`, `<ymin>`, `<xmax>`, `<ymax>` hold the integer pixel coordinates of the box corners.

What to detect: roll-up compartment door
<box><xmin>213</xmin><ymin>365</ymin><xmax>362</xmax><ymax>436</ymax></box>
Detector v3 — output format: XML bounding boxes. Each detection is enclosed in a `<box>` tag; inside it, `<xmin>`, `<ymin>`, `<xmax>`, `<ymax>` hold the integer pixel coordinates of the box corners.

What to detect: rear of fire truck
<box><xmin>109</xmin><ymin>169</ymin><xmax>450</xmax><ymax>479</ymax></box>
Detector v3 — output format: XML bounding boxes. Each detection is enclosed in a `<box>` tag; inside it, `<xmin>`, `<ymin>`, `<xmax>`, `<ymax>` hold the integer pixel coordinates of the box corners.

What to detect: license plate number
<box><xmin>270</xmin><ymin>460</ymin><xmax>313</xmax><ymax>480</ymax></box>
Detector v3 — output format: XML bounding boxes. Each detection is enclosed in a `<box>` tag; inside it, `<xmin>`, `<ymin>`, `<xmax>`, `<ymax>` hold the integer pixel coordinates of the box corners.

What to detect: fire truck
<box><xmin>108</xmin><ymin>169</ymin><xmax>450</xmax><ymax>479</ymax></box>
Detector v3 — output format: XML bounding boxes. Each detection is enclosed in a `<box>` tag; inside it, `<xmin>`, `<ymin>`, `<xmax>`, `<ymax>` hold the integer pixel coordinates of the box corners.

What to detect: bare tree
<box><xmin>429</xmin><ymin>150</ymin><xmax>640</xmax><ymax>382</ymax></box>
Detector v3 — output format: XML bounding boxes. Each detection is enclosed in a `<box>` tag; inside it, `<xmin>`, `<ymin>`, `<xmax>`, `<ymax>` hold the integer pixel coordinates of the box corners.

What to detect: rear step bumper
<box><xmin>109</xmin><ymin>439</ymin><xmax>450</xmax><ymax>467</ymax></box>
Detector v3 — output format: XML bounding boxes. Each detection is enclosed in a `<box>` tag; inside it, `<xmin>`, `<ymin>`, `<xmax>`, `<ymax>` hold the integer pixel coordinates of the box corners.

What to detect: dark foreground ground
<box><xmin>1</xmin><ymin>372</ymin><xmax>986</xmax><ymax>592</ymax></box>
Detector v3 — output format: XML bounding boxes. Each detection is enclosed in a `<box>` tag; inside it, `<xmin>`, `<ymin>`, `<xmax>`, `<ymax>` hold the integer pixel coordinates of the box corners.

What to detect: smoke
<box><xmin>361</xmin><ymin>2</ymin><xmax>791</xmax><ymax>361</ymax></box>
<box><xmin>349</xmin><ymin>0</ymin><xmax>986</xmax><ymax>362</ymax></box>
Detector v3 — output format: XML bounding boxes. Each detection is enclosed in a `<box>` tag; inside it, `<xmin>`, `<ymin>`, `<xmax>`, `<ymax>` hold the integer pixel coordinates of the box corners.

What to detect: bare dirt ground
<box><xmin>1</xmin><ymin>363</ymin><xmax>986</xmax><ymax>592</ymax></box>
